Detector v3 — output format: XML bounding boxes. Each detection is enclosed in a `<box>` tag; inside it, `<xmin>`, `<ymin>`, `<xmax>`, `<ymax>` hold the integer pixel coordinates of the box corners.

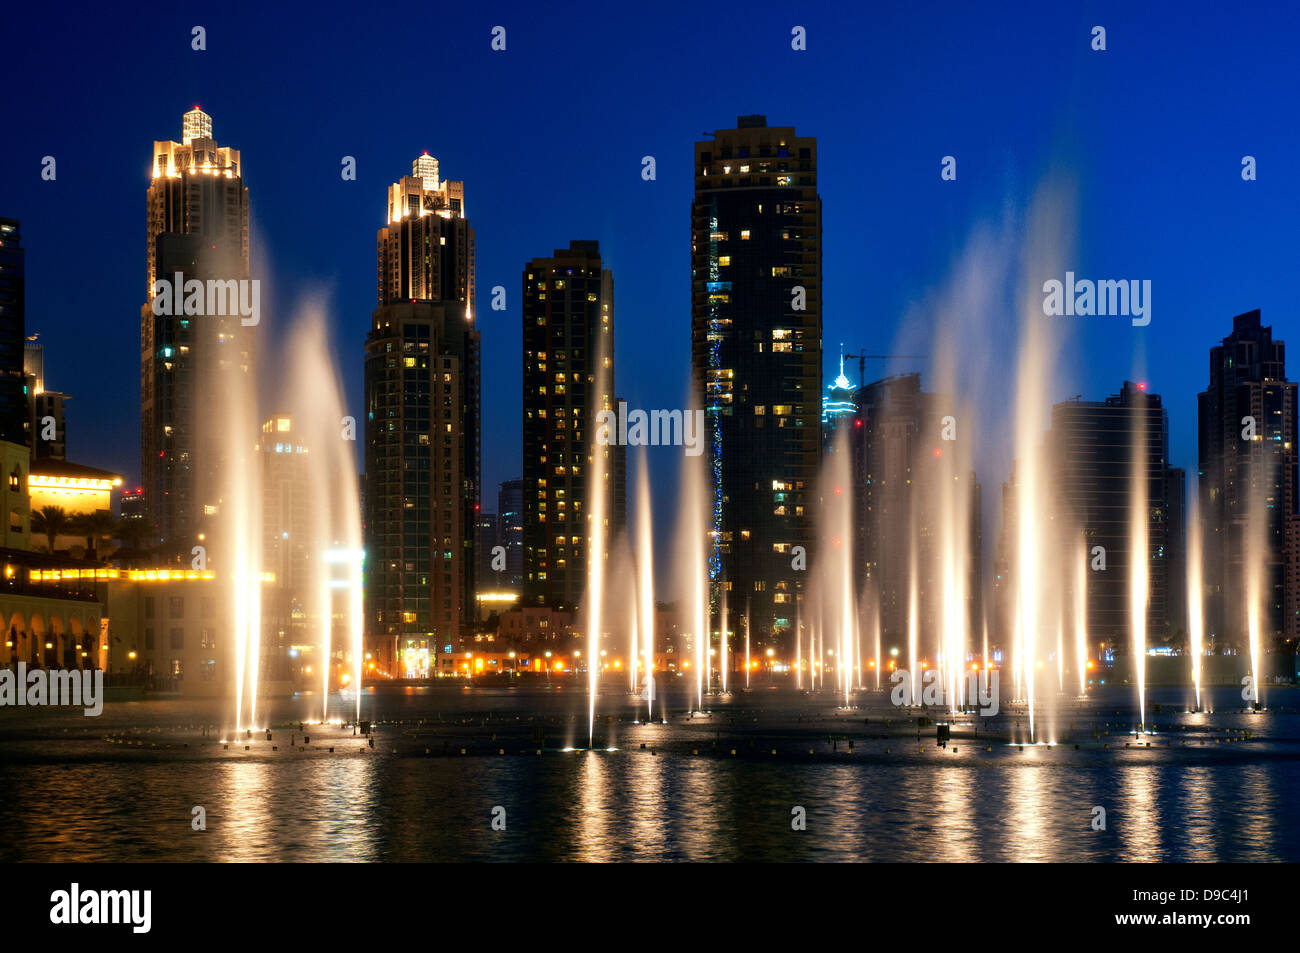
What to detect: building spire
<box><xmin>832</xmin><ymin>342</ymin><xmax>851</xmax><ymax>390</ymax></box>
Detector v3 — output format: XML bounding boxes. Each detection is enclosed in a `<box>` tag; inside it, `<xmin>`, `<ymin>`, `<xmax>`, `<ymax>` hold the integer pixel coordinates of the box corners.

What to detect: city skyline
<box><xmin>3</xmin><ymin>4</ymin><xmax>1295</xmax><ymax>578</ymax></box>
<box><xmin>2</xmin><ymin>1</ymin><xmax>1299</xmax><ymax>885</ymax></box>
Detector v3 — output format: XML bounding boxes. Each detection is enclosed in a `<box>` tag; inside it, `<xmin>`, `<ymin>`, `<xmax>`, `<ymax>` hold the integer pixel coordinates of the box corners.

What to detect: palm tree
<box><xmin>30</xmin><ymin>505</ymin><xmax>70</xmax><ymax>554</ymax></box>
<box><xmin>71</xmin><ymin>510</ymin><xmax>119</xmax><ymax>561</ymax></box>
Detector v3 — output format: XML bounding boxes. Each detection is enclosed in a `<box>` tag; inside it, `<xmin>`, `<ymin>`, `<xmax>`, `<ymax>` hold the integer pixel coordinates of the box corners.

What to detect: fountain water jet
<box><xmin>1245</xmin><ymin>473</ymin><xmax>1268</xmax><ymax>709</ymax></box>
<box><xmin>286</xmin><ymin>308</ymin><xmax>366</xmax><ymax>726</ymax></box>
<box><xmin>1130</xmin><ymin>409</ymin><xmax>1148</xmax><ymax>730</ymax></box>
<box><xmin>1187</xmin><ymin>494</ymin><xmax>1204</xmax><ymax>711</ymax></box>
<box><xmin>719</xmin><ymin>588</ymin><xmax>729</xmax><ymax>694</ymax></box>
<box><xmin>1074</xmin><ymin>535</ymin><xmax>1088</xmax><ymax>696</ymax></box>
<box><xmin>744</xmin><ymin>603</ymin><xmax>751</xmax><ymax>690</ymax></box>
<box><xmin>635</xmin><ymin>451</ymin><xmax>655</xmax><ymax>720</ymax></box>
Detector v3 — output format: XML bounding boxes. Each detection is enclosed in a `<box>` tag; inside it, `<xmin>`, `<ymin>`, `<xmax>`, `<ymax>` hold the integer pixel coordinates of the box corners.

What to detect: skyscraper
<box><xmin>0</xmin><ymin>218</ymin><xmax>28</xmax><ymax>448</ymax></box>
<box><xmin>497</xmin><ymin>479</ymin><xmax>524</xmax><ymax>591</ymax></box>
<box><xmin>1198</xmin><ymin>309</ymin><xmax>1298</xmax><ymax>650</ymax></box>
<box><xmin>140</xmin><ymin>108</ymin><xmax>251</xmax><ymax>557</ymax></box>
<box><xmin>521</xmin><ymin>241</ymin><xmax>623</xmax><ymax>612</ymax></box>
<box><xmin>364</xmin><ymin>155</ymin><xmax>480</xmax><ymax>678</ymax></box>
<box><xmin>851</xmin><ymin>372</ymin><xmax>980</xmax><ymax>647</ymax></box>
<box><xmin>691</xmin><ymin>116</ymin><xmax>821</xmax><ymax>645</ymax></box>
<box><xmin>24</xmin><ymin>337</ymin><xmax>70</xmax><ymax>461</ymax></box>
<box><xmin>1050</xmin><ymin>382</ymin><xmax>1173</xmax><ymax>648</ymax></box>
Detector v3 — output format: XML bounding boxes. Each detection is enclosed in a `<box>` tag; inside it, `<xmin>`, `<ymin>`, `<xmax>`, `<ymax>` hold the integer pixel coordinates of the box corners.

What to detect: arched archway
<box><xmin>29</xmin><ymin>613</ymin><xmax>47</xmax><ymax>667</ymax></box>
<box><xmin>49</xmin><ymin>614</ymin><xmax>66</xmax><ymax>668</ymax></box>
<box><xmin>4</xmin><ymin>612</ymin><xmax>22</xmax><ymax>666</ymax></box>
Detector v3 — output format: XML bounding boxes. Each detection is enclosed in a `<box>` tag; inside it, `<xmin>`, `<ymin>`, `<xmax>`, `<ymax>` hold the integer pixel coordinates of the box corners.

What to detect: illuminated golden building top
<box><xmin>152</xmin><ymin>107</ymin><xmax>241</xmax><ymax>181</ymax></box>
<box><xmin>386</xmin><ymin>153</ymin><xmax>466</xmax><ymax>224</ymax></box>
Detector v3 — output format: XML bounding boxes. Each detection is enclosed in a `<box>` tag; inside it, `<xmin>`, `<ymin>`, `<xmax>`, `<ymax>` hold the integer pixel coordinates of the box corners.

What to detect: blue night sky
<box><xmin>2</xmin><ymin>0</ymin><xmax>1297</xmax><ymax>563</ymax></box>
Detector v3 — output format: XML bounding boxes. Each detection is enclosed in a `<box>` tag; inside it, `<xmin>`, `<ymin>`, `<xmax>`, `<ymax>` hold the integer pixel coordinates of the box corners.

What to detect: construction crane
<box><xmin>843</xmin><ymin>350</ymin><xmax>924</xmax><ymax>387</ymax></box>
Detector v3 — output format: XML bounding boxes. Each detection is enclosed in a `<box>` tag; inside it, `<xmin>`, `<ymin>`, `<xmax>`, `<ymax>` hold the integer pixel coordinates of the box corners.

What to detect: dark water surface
<box><xmin>0</xmin><ymin>682</ymin><xmax>1294</xmax><ymax>861</ymax></box>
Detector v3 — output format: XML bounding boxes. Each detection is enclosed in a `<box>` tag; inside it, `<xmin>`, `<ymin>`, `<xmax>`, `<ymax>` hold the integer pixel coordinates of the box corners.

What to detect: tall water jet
<box><xmin>873</xmin><ymin>598</ymin><xmax>882</xmax><ymax>690</ymax></box>
<box><xmin>719</xmin><ymin>588</ymin><xmax>729</xmax><ymax>694</ymax></box>
<box><xmin>744</xmin><ymin>603</ymin><xmax>751</xmax><ymax>689</ymax></box>
<box><xmin>287</xmin><ymin>305</ymin><xmax>366</xmax><ymax>726</ymax></box>
<box><xmin>204</xmin><ymin>290</ymin><xmax>263</xmax><ymax>733</ymax></box>
<box><xmin>795</xmin><ymin>609</ymin><xmax>803</xmax><ymax>690</ymax></box>
<box><xmin>1074</xmin><ymin>534</ymin><xmax>1088</xmax><ymax>696</ymax></box>
<box><xmin>679</xmin><ymin>435</ymin><xmax>710</xmax><ymax>712</ymax></box>
<box><xmin>907</xmin><ymin>518</ymin><xmax>920</xmax><ymax>706</ymax></box>
<box><xmin>1013</xmin><ymin>357</ymin><xmax>1049</xmax><ymax>740</ymax></box>
<box><xmin>636</xmin><ymin>451</ymin><xmax>655</xmax><ymax>720</ymax></box>
<box><xmin>1244</xmin><ymin>471</ymin><xmax>1268</xmax><ymax>709</ymax></box>
<box><xmin>1130</xmin><ymin>409</ymin><xmax>1148</xmax><ymax>730</ymax></box>
<box><xmin>629</xmin><ymin>603</ymin><xmax>639</xmax><ymax>694</ymax></box>
<box><xmin>1010</xmin><ymin>184</ymin><xmax>1073</xmax><ymax>741</ymax></box>
<box><xmin>1187</xmin><ymin>493</ymin><xmax>1204</xmax><ymax>711</ymax></box>
<box><xmin>817</xmin><ymin>427</ymin><xmax>856</xmax><ymax>706</ymax></box>
<box><xmin>1056</xmin><ymin>607</ymin><xmax>1065</xmax><ymax>694</ymax></box>
<box><xmin>585</xmin><ymin>330</ymin><xmax>615</xmax><ymax>746</ymax></box>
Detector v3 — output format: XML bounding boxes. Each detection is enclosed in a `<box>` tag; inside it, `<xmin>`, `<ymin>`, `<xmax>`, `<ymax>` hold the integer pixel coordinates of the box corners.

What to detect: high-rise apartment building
<box><xmin>1198</xmin><ymin>310</ymin><xmax>1298</xmax><ymax>649</ymax></box>
<box><xmin>850</xmin><ymin>373</ymin><xmax>981</xmax><ymax>647</ymax></box>
<box><xmin>1050</xmin><ymin>382</ymin><xmax>1174</xmax><ymax>647</ymax></box>
<box><xmin>497</xmin><ymin>478</ymin><xmax>524</xmax><ymax>591</ymax></box>
<box><xmin>23</xmin><ymin>337</ymin><xmax>69</xmax><ymax>461</ymax></box>
<box><xmin>364</xmin><ymin>155</ymin><xmax>480</xmax><ymax>678</ymax></box>
<box><xmin>0</xmin><ymin>218</ymin><xmax>28</xmax><ymax>448</ymax></box>
<box><xmin>139</xmin><ymin>108</ymin><xmax>251</xmax><ymax>557</ymax></box>
<box><xmin>521</xmin><ymin>241</ymin><xmax>624</xmax><ymax>612</ymax></box>
<box><xmin>691</xmin><ymin>116</ymin><xmax>821</xmax><ymax>645</ymax></box>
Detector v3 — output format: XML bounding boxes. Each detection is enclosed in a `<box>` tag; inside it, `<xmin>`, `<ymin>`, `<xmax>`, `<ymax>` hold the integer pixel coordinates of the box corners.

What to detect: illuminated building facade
<box><xmin>497</xmin><ymin>478</ymin><xmax>524</xmax><ymax>591</ymax></box>
<box><xmin>850</xmin><ymin>373</ymin><xmax>981</xmax><ymax>648</ymax></box>
<box><xmin>23</xmin><ymin>337</ymin><xmax>69</xmax><ymax>461</ymax></box>
<box><xmin>821</xmin><ymin>349</ymin><xmax>858</xmax><ymax>448</ymax></box>
<box><xmin>1050</xmin><ymin>382</ymin><xmax>1173</xmax><ymax>648</ymax></box>
<box><xmin>1198</xmin><ymin>309</ymin><xmax>1298</xmax><ymax>648</ymax></box>
<box><xmin>521</xmin><ymin>241</ymin><xmax>624</xmax><ymax>612</ymax></box>
<box><xmin>0</xmin><ymin>218</ymin><xmax>28</xmax><ymax>449</ymax></box>
<box><xmin>690</xmin><ymin>116</ymin><xmax>821</xmax><ymax>645</ymax></box>
<box><xmin>364</xmin><ymin>155</ymin><xmax>481</xmax><ymax>678</ymax></box>
<box><xmin>139</xmin><ymin>108</ymin><xmax>252</xmax><ymax>558</ymax></box>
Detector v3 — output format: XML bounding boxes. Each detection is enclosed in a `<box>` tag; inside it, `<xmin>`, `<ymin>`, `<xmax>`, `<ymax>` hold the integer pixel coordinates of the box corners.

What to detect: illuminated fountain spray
<box><xmin>585</xmin><ymin>339</ymin><xmax>614</xmax><ymax>747</ymax></box>
<box><xmin>228</xmin><ymin>442</ymin><xmax>263</xmax><ymax>733</ymax></box>
<box><xmin>907</xmin><ymin>520</ymin><xmax>920</xmax><ymax>707</ymax></box>
<box><xmin>719</xmin><ymin>589</ymin><xmax>729</xmax><ymax>694</ymax></box>
<box><xmin>1245</xmin><ymin>474</ymin><xmax>1268</xmax><ymax>710</ymax></box>
<box><xmin>795</xmin><ymin>609</ymin><xmax>803</xmax><ymax>690</ymax></box>
<box><xmin>744</xmin><ymin>604</ymin><xmax>751</xmax><ymax>689</ymax></box>
<box><xmin>931</xmin><ymin>325</ymin><xmax>973</xmax><ymax>715</ymax></box>
<box><xmin>681</xmin><ymin>441</ymin><xmax>709</xmax><ymax>712</ymax></box>
<box><xmin>1074</xmin><ymin>535</ymin><xmax>1089</xmax><ymax>696</ymax></box>
<box><xmin>818</xmin><ymin>428</ymin><xmax>857</xmax><ymax>707</ymax></box>
<box><xmin>635</xmin><ymin>451</ymin><xmax>656</xmax><ymax>721</ymax></box>
<box><xmin>1013</xmin><ymin>319</ymin><xmax>1050</xmax><ymax>742</ymax></box>
<box><xmin>287</xmin><ymin>308</ymin><xmax>366</xmax><ymax>726</ymax></box>
<box><xmin>1130</xmin><ymin>410</ymin><xmax>1148</xmax><ymax>731</ymax></box>
<box><xmin>873</xmin><ymin>599</ymin><xmax>882</xmax><ymax>690</ymax></box>
<box><xmin>1187</xmin><ymin>494</ymin><xmax>1204</xmax><ymax>711</ymax></box>
<box><xmin>208</xmin><ymin>300</ymin><xmax>264</xmax><ymax>734</ymax></box>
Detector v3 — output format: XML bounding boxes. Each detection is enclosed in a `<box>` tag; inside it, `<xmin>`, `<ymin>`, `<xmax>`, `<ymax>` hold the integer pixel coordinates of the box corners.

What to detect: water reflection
<box><xmin>0</xmin><ymin>686</ymin><xmax>1295</xmax><ymax>862</ymax></box>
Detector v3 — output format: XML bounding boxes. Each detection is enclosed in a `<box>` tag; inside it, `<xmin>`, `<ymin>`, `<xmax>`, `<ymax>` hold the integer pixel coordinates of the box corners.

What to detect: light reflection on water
<box><xmin>0</xmin><ymin>686</ymin><xmax>1293</xmax><ymax>862</ymax></box>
